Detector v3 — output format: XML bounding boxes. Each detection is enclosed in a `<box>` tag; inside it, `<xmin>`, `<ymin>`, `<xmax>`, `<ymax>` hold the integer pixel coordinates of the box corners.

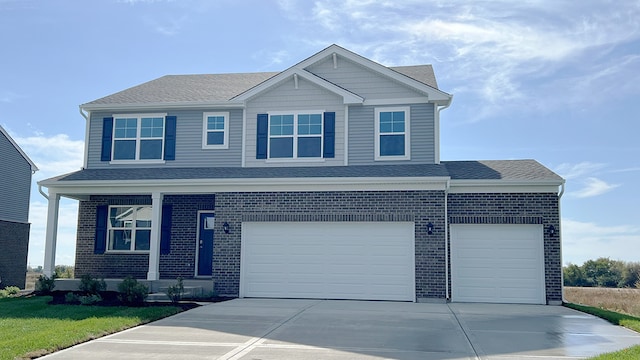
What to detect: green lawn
<box><xmin>564</xmin><ymin>303</ymin><xmax>640</xmax><ymax>360</ymax></box>
<box><xmin>0</xmin><ymin>295</ymin><xmax>182</xmax><ymax>360</ymax></box>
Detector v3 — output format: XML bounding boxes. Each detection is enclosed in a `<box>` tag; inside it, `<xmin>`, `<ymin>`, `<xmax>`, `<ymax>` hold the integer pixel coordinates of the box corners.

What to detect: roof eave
<box><xmin>80</xmin><ymin>100</ymin><xmax>246</xmax><ymax>112</ymax></box>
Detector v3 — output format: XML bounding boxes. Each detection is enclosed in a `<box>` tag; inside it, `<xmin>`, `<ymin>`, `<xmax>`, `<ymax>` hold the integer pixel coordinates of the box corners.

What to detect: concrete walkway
<box><xmin>42</xmin><ymin>299</ymin><xmax>640</xmax><ymax>360</ymax></box>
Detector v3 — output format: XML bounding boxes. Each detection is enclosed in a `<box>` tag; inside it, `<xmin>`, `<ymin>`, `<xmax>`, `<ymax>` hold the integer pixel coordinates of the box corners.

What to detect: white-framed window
<box><xmin>202</xmin><ymin>112</ymin><xmax>229</xmax><ymax>149</ymax></box>
<box><xmin>375</xmin><ymin>107</ymin><xmax>410</xmax><ymax>160</ymax></box>
<box><xmin>269</xmin><ymin>111</ymin><xmax>323</xmax><ymax>159</ymax></box>
<box><xmin>107</xmin><ymin>206</ymin><xmax>152</xmax><ymax>252</ymax></box>
<box><xmin>112</xmin><ymin>113</ymin><xmax>166</xmax><ymax>161</ymax></box>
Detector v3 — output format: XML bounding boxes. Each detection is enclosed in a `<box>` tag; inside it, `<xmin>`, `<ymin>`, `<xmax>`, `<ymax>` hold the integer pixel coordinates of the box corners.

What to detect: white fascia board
<box><xmin>449</xmin><ymin>179</ymin><xmax>564</xmax><ymax>193</ymax></box>
<box><xmin>295</xmin><ymin>45</ymin><xmax>452</xmax><ymax>104</ymax></box>
<box><xmin>41</xmin><ymin>176</ymin><xmax>450</xmax><ymax>196</ymax></box>
<box><xmin>81</xmin><ymin>100</ymin><xmax>245</xmax><ymax>112</ymax></box>
<box><xmin>233</xmin><ymin>68</ymin><xmax>363</xmax><ymax>105</ymax></box>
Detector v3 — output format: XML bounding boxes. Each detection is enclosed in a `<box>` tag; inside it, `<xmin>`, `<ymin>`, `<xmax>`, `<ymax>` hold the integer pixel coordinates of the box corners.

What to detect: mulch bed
<box><xmin>47</xmin><ymin>291</ymin><xmax>232</xmax><ymax>310</ymax></box>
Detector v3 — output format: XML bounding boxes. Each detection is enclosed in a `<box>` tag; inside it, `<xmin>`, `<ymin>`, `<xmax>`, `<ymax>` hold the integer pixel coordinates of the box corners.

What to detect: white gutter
<box><xmin>444</xmin><ymin>178</ymin><xmax>450</xmax><ymax>300</ymax></box>
<box><xmin>38</xmin><ymin>184</ymin><xmax>49</xmax><ymax>201</ymax></box>
<box><xmin>81</xmin><ymin>101</ymin><xmax>246</xmax><ymax>112</ymax></box>
<box><xmin>434</xmin><ymin>97</ymin><xmax>452</xmax><ymax>164</ymax></box>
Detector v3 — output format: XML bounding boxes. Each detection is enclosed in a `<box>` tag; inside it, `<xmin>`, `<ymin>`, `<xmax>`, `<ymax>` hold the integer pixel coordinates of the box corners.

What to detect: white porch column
<box><xmin>147</xmin><ymin>192</ymin><xmax>164</xmax><ymax>280</ymax></box>
<box><xmin>43</xmin><ymin>192</ymin><xmax>61</xmax><ymax>277</ymax></box>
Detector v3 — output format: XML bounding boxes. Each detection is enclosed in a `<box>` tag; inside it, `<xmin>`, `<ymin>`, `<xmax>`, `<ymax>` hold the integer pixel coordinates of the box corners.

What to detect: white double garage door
<box><xmin>240</xmin><ymin>222</ymin><xmax>545</xmax><ymax>304</ymax></box>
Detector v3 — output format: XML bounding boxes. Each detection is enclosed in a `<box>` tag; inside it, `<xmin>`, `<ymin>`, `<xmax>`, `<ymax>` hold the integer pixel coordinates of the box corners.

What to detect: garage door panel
<box><xmin>241</xmin><ymin>222</ymin><xmax>415</xmax><ymax>301</ymax></box>
<box><xmin>451</xmin><ymin>224</ymin><xmax>545</xmax><ymax>304</ymax></box>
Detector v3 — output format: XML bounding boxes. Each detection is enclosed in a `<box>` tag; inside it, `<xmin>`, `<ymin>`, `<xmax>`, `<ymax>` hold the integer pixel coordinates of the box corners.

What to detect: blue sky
<box><xmin>1</xmin><ymin>0</ymin><xmax>639</xmax><ymax>267</ymax></box>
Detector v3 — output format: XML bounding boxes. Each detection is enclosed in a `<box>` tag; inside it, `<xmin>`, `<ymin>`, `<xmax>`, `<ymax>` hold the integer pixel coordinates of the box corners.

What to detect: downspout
<box><xmin>444</xmin><ymin>178</ymin><xmax>451</xmax><ymax>300</ymax></box>
<box><xmin>558</xmin><ymin>180</ymin><xmax>566</xmax><ymax>303</ymax></box>
<box><xmin>38</xmin><ymin>184</ymin><xmax>49</xmax><ymax>201</ymax></box>
<box><xmin>434</xmin><ymin>97</ymin><xmax>452</xmax><ymax>164</ymax></box>
<box><xmin>79</xmin><ymin>107</ymin><xmax>90</xmax><ymax>169</ymax></box>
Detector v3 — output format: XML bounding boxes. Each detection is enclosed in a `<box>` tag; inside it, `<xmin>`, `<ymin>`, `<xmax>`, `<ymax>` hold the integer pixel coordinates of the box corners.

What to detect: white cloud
<box><xmin>569</xmin><ymin>177</ymin><xmax>620</xmax><ymax>198</ymax></box>
<box><xmin>562</xmin><ymin>218</ymin><xmax>640</xmax><ymax>265</ymax></box>
<box><xmin>554</xmin><ymin>161</ymin><xmax>605</xmax><ymax>180</ymax></box>
<box><xmin>11</xmin><ymin>132</ymin><xmax>84</xmax><ymax>180</ymax></box>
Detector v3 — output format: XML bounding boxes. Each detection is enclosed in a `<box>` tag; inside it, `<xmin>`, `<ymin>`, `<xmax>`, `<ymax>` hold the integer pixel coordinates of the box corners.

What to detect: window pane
<box><xmin>298</xmin><ymin>114</ymin><xmax>309</xmax><ymax>125</ymax></box>
<box><xmin>380</xmin><ymin>112</ymin><xmax>392</xmax><ymax>122</ymax></box>
<box><xmin>298</xmin><ymin>137</ymin><xmax>321</xmax><ymax>157</ymax></box>
<box><xmin>140</xmin><ymin>139</ymin><xmax>163</xmax><ymax>159</ymax></box>
<box><xmin>207</xmin><ymin>116</ymin><xmax>224</xmax><ymax>130</ymax></box>
<box><xmin>141</xmin><ymin>117</ymin><xmax>164</xmax><ymax>138</ymax></box>
<box><xmin>113</xmin><ymin>140</ymin><xmax>136</xmax><ymax>160</ymax></box>
<box><xmin>115</xmin><ymin>118</ymin><xmax>137</xmax><ymax>139</ymax></box>
<box><xmin>110</xmin><ymin>207</ymin><xmax>132</xmax><ymax>228</ymax></box>
<box><xmin>207</xmin><ymin>131</ymin><xmax>224</xmax><ymax>145</ymax></box>
<box><xmin>270</xmin><ymin>137</ymin><xmax>293</xmax><ymax>158</ymax></box>
<box><xmin>110</xmin><ymin>230</ymin><xmax>131</xmax><ymax>250</ymax></box>
<box><xmin>135</xmin><ymin>206</ymin><xmax>152</xmax><ymax>228</ymax></box>
<box><xmin>380</xmin><ymin>134</ymin><xmax>405</xmax><ymax>156</ymax></box>
<box><xmin>135</xmin><ymin>230</ymin><xmax>151</xmax><ymax>251</ymax></box>
<box><xmin>380</xmin><ymin>122</ymin><xmax>393</xmax><ymax>133</ymax></box>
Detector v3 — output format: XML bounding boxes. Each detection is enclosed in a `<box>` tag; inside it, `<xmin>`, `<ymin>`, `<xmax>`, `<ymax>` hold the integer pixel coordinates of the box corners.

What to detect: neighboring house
<box><xmin>0</xmin><ymin>125</ymin><xmax>38</xmax><ymax>289</ymax></box>
<box><xmin>39</xmin><ymin>45</ymin><xmax>565</xmax><ymax>304</ymax></box>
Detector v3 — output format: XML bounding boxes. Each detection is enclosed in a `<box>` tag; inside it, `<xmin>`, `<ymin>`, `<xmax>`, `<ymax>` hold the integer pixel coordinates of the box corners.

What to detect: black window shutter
<box><xmin>101</xmin><ymin>117</ymin><xmax>113</xmax><ymax>161</ymax></box>
<box><xmin>256</xmin><ymin>113</ymin><xmax>268</xmax><ymax>159</ymax></box>
<box><xmin>164</xmin><ymin>116</ymin><xmax>177</xmax><ymax>161</ymax></box>
<box><xmin>160</xmin><ymin>204</ymin><xmax>172</xmax><ymax>255</ymax></box>
<box><xmin>323</xmin><ymin>112</ymin><xmax>335</xmax><ymax>158</ymax></box>
<box><xmin>94</xmin><ymin>205</ymin><xmax>108</xmax><ymax>254</ymax></box>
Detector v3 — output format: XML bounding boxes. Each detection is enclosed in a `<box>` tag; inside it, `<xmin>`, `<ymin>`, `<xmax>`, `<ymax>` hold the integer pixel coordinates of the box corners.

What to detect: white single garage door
<box><xmin>241</xmin><ymin>222</ymin><xmax>415</xmax><ymax>301</ymax></box>
<box><xmin>451</xmin><ymin>224</ymin><xmax>545</xmax><ymax>304</ymax></box>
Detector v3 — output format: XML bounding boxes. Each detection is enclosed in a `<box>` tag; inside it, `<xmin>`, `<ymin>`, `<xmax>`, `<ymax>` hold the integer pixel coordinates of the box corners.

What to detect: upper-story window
<box><xmin>107</xmin><ymin>206</ymin><xmax>151</xmax><ymax>252</ymax></box>
<box><xmin>112</xmin><ymin>114</ymin><xmax>166</xmax><ymax>161</ymax></box>
<box><xmin>375</xmin><ymin>107</ymin><xmax>410</xmax><ymax>160</ymax></box>
<box><xmin>269</xmin><ymin>112</ymin><xmax>323</xmax><ymax>159</ymax></box>
<box><xmin>202</xmin><ymin>112</ymin><xmax>229</xmax><ymax>149</ymax></box>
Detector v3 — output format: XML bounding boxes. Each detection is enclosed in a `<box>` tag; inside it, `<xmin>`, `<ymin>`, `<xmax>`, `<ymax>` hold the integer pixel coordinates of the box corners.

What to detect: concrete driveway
<box><xmin>43</xmin><ymin>299</ymin><xmax>640</xmax><ymax>360</ymax></box>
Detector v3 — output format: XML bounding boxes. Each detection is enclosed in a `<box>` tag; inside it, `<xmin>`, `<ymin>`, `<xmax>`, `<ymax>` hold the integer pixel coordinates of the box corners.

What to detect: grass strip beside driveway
<box><xmin>564</xmin><ymin>303</ymin><xmax>640</xmax><ymax>360</ymax></box>
<box><xmin>0</xmin><ymin>295</ymin><xmax>182</xmax><ymax>360</ymax></box>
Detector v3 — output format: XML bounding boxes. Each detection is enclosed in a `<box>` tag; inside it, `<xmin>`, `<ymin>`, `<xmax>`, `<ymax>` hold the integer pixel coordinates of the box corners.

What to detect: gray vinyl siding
<box><xmin>305</xmin><ymin>56</ymin><xmax>425</xmax><ymax>100</ymax></box>
<box><xmin>244</xmin><ymin>76</ymin><xmax>345</xmax><ymax>167</ymax></box>
<box><xmin>348</xmin><ymin>103</ymin><xmax>435</xmax><ymax>165</ymax></box>
<box><xmin>0</xmin><ymin>132</ymin><xmax>32</xmax><ymax>223</ymax></box>
<box><xmin>87</xmin><ymin>109</ymin><xmax>244</xmax><ymax>168</ymax></box>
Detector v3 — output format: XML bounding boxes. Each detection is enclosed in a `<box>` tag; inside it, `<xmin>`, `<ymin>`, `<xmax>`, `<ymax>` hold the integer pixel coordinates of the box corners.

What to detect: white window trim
<box><xmin>267</xmin><ymin>110</ymin><xmax>324</xmax><ymax>160</ymax></box>
<box><xmin>111</xmin><ymin>113</ymin><xmax>167</xmax><ymax>162</ymax></box>
<box><xmin>202</xmin><ymin>112</ymin><xmax>230</xmax><ymax>149</ymax></box>
<box><xmin>374</xmin><ymin>106</ymin><xmax>410</xmax><ymax>161</ymax></box>
<box><xmin>106</xmin><ymin>205</ymin><xmax>152</xmax><ymax>253</ymax></box>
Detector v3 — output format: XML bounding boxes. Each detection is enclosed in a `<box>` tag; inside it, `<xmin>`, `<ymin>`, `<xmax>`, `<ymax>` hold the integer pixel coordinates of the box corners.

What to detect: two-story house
<box><xmin>39</xmin><ymin>45</ymin><xmax>564</xmax><ymax>304</ymax></box>
<box><xmin>0</xmin><ymin>125</ymin><xmax>38</xmax><ymax>289</ymax></box>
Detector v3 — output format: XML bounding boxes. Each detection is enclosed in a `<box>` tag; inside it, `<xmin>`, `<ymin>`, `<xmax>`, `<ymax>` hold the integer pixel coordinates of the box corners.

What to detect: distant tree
<box><xmin>27</xmin><ymin>265</ymin><xmax>43</xmax><ymax>273</ymax></box>
<box><xmin>563</xmin><ymin>264</ymin><xmax>587</xmax><ymax>286</ymax></box>
<box><xmin>582</xmin><ymin>258</ymin><xmax>624</xmax><ymax>287</ymax></box>
<box><xmin>620</xmin><ymin>262</ymin><xmax>640</xmax><ymax>288</ymax></box>
<box><xmin>54</xmin><ymin>265</ymin><xmax>74</xmax><ymax>279</ymax></box>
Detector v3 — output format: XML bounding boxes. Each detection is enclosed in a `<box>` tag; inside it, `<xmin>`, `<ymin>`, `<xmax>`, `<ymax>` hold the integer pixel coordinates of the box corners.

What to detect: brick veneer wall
<box><xmin>75</xmin><ymin>194</ymin><xmax>214</xmax><ymax>279</ymax></box>
<box><xmin>0</xmin><ymin>220</ymin><xmax>30</xmax><ymax>289</ymax></box>
<box><xmin>447</xmin><ymin>192</ymin><xmax>562</xmax><ymax>304</ymax></box>
<box><xmin>214</xmin><ymin>190</ymin><xmax>446</xmax><ymax>300</ymax></box>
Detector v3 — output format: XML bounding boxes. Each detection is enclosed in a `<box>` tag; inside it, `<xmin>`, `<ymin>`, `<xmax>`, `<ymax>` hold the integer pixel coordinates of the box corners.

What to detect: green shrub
<box><xmin>1</xmin><ymin>286</ymin><xmax>21</xmax><ymax>298</ymax></box>
<box><xmin>35</xmin><ymin>275</ymin><xmax>56</xmax><ymax>295</ymax></box>
<box><xmin>65</xmin><ymin>292</ymin><xmax>80</xmax><ymax>304</ymax></box>
<box><xmin>117</xmin><ymin>276</ymin><xmax>148</xmax><ymax>306</ymax></box>
<box><xmin>79</xmin><ymin>294</ymin><xmax>102</xmax><ymax>305</ymax></box>
<box><xmin>165</xmin><ymin>277</ymin><xmax>184</xmax><ymax>303</ymax></box>
<box><xmin>78</xmin><ymin>274</ymin><xmax>107</xmax><ymax>295</ymax></box>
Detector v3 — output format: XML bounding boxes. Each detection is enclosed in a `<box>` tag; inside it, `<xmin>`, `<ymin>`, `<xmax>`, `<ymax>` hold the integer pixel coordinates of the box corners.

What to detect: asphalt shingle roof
<box><xmin>83</xmin><ymin>66</ymin><xmax>438</xmax><ymax>106</ymax></box>
<box><xmin>53</xmin><ymin>160</ymin><xmax>562</xmax><ymax>183</ymax></box>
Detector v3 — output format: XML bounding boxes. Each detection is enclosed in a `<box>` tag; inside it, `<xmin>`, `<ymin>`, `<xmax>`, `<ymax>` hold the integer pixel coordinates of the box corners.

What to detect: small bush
<box><xmin>65</xmin><ymin>292</ymin><xmax>80</xmax><ymax>304</ymax></box>
<box><xmin>165</xmin><ymin>277</ymin><xmax>184</xmax><ymax>303</ymax></box>
<box><xmin>79</xmin><ymin>294</ymin><xmax>102</xmax><ymax>305</ymax></box>
<box><xmin>78</xmin><ymin>274</ymin><xmax>107</xmax><ymax>295</ymax></box>
<box><xmin>35</xmin><ymin>275</ymin><xmax>56</xmax><ymax>295</ymax></box>
<box><xmin>117</xmin><ymin>276</ymin><xmax>148</xmax><ymax>306</ymax></box>
<box><xmin>0</xmin><ymin>286</ymin><xmax>20</xmax><ymax>299</ymax></box>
